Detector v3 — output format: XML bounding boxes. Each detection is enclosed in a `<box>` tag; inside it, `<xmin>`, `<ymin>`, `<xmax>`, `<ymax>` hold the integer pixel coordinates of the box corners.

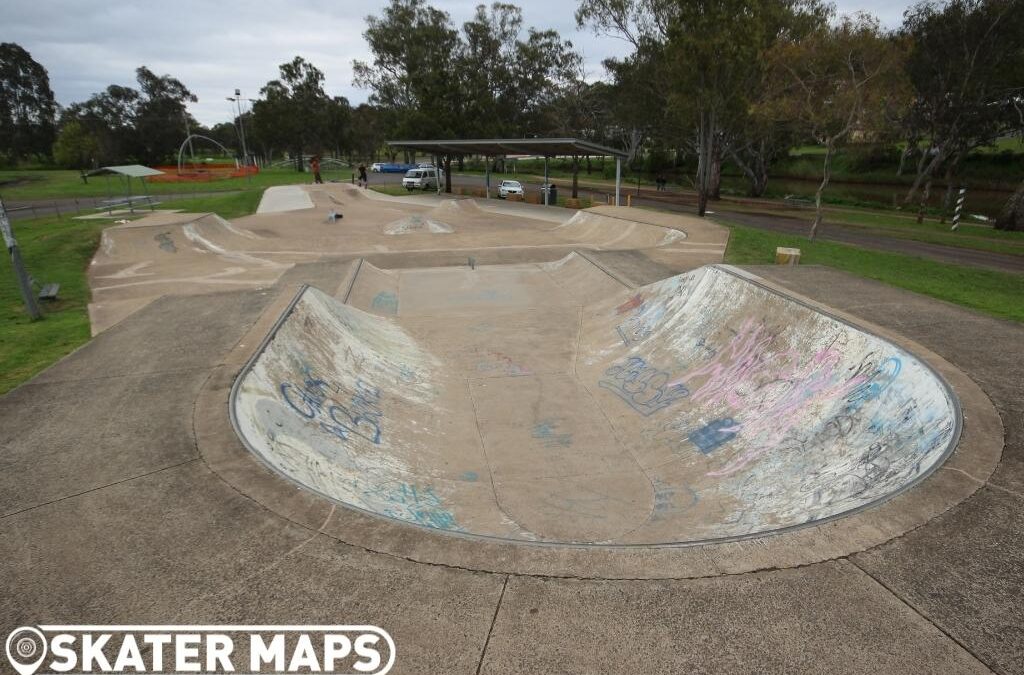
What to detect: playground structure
<box><xmin>147</xmin><ymin>133</ymin><xmax>260</xmax><ymax>183</ymax></box>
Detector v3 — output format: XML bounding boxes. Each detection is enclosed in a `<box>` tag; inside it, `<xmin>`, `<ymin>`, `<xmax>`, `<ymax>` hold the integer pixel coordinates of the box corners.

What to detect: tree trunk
<box><xmin>571</xmin><ymin>155</ymin><xmax>579</xmax><ymax>199</ymax></box>
<box><xmin>810</xmin><ymin>142</ymin><xmax>834</xmax><ymax>241</ymax></box>
<box><xmin>896</xmin><ymin>143</ymin><xmax>913</xmax><ymax>176</ymax></box>
<box><xmin>904</xmin><ymin>145</ymin><xmax>946</xmax><ymax>205</ymax></box>
<box><xmin>709</xmin><ymin>134</ymin><xmax>722</xmax><ymax>201</ymax></box>
<box><xmin>696</xmin><ymin>108</ymin><xmax>714</xmax><ymax>217</ymax></box>
<box><xmin>457</xmin><ymin>155</ymin><xmax>464</xmax><ymax>171</ymax></box>
<box><xmin>995</xmin><ymin>177</ymin><xmax>1024</xmax><ymax>231</ymax></box>
<box><xmin>586</xmin><ymin>156</ymin><xmax>592</xmax><ymax>175</ymax></box>
<box><xmin>916</xmin><ymin>177</ymin><xmax>932</xmax><ymax>224</ymax></box>
<box><xmin>730</xmin><ymin>142</ymin><xmax>769</xmax><ymax>198</ymax></box>
<box><xmin>443</xmin><ymin>155</ymin><xmax>452</xmax><ymax>193</ymax></box>
<box><xmin>940</xmin><ymin>160</ymin><xmax>957</xmax><ymax>223</ymax></box>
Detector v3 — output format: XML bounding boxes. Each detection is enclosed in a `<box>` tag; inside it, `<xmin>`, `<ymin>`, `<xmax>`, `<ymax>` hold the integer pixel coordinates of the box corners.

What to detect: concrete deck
<box><xmin>1</xmin><ymin>189</ymin><xmax>1020</xmax><ymax>674</ymax></box>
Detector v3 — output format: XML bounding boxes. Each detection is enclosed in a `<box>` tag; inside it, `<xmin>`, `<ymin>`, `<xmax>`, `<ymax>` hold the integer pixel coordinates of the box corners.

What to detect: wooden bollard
<box><xmin>627</xmin><ymin>194</ymin><xmax>633</xmax><ymax>207</ymax></box>
<box><xmin>775</xmin><ymin>247</ymin><xmax>801</xmax><ymax>265</ymax></box>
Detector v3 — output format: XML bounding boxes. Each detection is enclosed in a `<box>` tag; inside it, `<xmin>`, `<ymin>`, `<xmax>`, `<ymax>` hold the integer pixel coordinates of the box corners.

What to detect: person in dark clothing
<box><xmin>358</xmin><ymin>164</ymin><xmax>368</xmax><ymax>188</ymax></box>
<box><xmin>311</xmin><ymin>156</ymin><xmax>323</xmax><ymax>184</ymax></box>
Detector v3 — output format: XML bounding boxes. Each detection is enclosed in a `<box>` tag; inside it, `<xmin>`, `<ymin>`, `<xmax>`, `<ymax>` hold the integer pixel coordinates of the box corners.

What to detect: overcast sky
<box><xmin>6</xmin><ymin>0</ymin><xmax>915</xmax><ymax>127</ymax></box>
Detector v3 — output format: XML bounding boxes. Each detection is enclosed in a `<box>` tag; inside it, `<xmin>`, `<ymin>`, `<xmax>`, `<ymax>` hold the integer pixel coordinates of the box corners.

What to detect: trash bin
<box><xmin>541</xmin><ymin>183</ymin><xmax>558</xmax><ymax>205</ymax></box>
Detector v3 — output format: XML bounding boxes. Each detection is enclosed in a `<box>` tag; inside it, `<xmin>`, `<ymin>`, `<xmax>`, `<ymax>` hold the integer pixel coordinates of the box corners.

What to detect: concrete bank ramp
<box><xmin>383</xmin><ymin>215</ymin><xmax>454</xmax><ymax>235</ymax></box>
<box><xmin>257</xmin><ymin>185</ymin><xmax>315</xmax><ymax>213</ymax></box>
<box><xmin>231</xmin><ymin>262</ymin><xmax>959</xmax><ymax>545</ymax></box>
<box><xmin>88</xmin><ymin>212</ymin><xmax>286</xmax><ymax>334</ymax></box>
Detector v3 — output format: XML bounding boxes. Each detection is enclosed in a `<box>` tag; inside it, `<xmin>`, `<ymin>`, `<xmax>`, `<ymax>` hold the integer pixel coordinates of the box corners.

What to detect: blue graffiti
<box><xmin>599</xmin><ymin>356</ymin><xmax>690</xmax><ymax>416</ymax></box>
<box><xmin>532</xmin><ymin>418</ymin><xmax>573</xmax><ymax>448</ymax></box>
<box><xmin>376</xmin><ymin>483</ymin><xmax>460</xmax><ymax>530</ymax></box>
<box><xmin>280</xmin><ymin>372</ymin><xmax>383</xmax><ymax>444</ymax></box>
<box><xmin>650</xmin><ymin>479</ymin><xmax>698</xmax><ymax>520</ymax></box>
<box><xmin>615</xmin><ymin>305</ymin><xmax>666</xmax><ymax>345</ymax></box>
<box><xmin>371</xmin><ymin>291</ymin><xmax>398</xmax><ymax>315</ymax></box>
<box><xmin>846</xmin><ymin>356</ymin><xmax>902</xmax><ymax>412</ymax></box>
<box><xmin>688</xmin><ymin>418</ymin><xmax>739</xmax><ymax>454</ymax></box>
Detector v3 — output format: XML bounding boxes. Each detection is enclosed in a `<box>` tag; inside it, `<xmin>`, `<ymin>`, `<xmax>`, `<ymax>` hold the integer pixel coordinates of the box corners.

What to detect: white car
<box><xmin>370</xmin><ymin>162</ymin><xmax>384</xmax><ymax>173</ymax></box>
<box><xmin>497</xmin><ymin>180</ymin><xmax>524</xmax><ymax>199</ymax></box>
<box><xmin>402</xmin><ymin>168</ymin><xmax>440</xmax><ymax>190</ymax></box>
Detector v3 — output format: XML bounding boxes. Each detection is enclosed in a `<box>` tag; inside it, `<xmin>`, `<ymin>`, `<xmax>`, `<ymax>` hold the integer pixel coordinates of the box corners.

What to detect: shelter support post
<box><xmin>615</xmin><ymin>157</ymin><xmax>621</xmax><ymax>207</ymax></box>
<box><xmin>544</xmin><ymin>156</ymin><xmax>549</xmax><ymax>206</ymax></box>
<box><xmin>485</xmin><ymin>156</ymin><xmax>490</xmax><ymax>199</ymax></box>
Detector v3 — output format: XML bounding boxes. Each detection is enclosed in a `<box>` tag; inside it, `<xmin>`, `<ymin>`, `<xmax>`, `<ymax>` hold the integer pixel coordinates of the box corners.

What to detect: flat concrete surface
<box><xmin>2</xmin><ymin>207</ymin><xmax>1020</xmax><ymax>672</ymax></box>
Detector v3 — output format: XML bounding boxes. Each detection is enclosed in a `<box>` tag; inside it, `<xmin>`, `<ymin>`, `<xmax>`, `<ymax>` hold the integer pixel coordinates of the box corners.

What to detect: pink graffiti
<box><xmin>671</xmin><ymin>320</ymin><xmax>871</xmax><ymax>476</ymax></box>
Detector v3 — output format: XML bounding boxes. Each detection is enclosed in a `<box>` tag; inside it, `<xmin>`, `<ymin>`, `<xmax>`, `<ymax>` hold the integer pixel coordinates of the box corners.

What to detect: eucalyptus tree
<box><xmin>899</xmin><ymin>0</ymin><xmax>1024</xmax><ymax>207</ymax></box>
<box><xmin>355</xmin><ymin>0</ymin><xmax>581</xmax><ymax>191</ymax></box>
<box><xmin>0</xmin><ymin>43</ymin><xmax>57</xmax><ymax>164</ymax></box>
<box><xmin>763</xmin><ymin>13</ymin><xmax>905</xmax><ymax>238</ymax></box>
<box><xmin>253</xmin><ymin>57</ymin><xmax>334</xmax><ymax>168</ymax></box>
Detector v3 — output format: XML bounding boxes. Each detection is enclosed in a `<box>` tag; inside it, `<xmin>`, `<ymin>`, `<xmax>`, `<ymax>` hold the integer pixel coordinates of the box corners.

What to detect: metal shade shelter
<box><xmin>387</xmin><ymin>138</ymin><xmax>628</xmax><ymax>206</ymax></box>
<box><xmin>86</xmin><ymin>165</ymin><xmax>165</xmax><ymax>213</ymax></box>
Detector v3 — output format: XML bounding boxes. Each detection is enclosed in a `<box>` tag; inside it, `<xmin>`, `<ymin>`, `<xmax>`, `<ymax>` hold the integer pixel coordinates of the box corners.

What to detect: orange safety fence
<box><xmin>148</xmin><ymin>164</ymin><xmax>260</xmax><ymax>183</ymax></box>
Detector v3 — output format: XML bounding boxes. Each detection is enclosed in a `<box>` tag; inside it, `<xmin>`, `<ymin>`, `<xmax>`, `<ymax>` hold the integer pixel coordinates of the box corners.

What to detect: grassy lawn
<box><xmin>370</xmin><ymin>185</ymin><xmax>418</xmax><ymax>196</ymax></box>
<box><xmin>0</xmin><ymin>166</ymin><xmax>349</xmax><ymax>201</ymax></box>
<box><xmin>721</xmin><ymin>220</ymin><xmax>1024</xmax><ymax>323</ymax></box>
<box><xmin>0</xmin><ymin>191</ymin><xmax>264</xmax><ymax>394</ymax></box>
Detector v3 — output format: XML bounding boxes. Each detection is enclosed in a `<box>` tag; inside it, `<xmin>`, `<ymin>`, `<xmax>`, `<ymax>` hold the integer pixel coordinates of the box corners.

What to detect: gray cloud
<box><xmin>5</xmin><ymin>0</ymin><xmax>913</xmax><ymax>126</ymax></box>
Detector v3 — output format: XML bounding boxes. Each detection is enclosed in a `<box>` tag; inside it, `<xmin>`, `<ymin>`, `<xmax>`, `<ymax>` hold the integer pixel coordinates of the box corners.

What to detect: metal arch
<box><xmin>177</xmin><ymin>134</ymin><xmax>234</xmax><ymax>174</ymax></box>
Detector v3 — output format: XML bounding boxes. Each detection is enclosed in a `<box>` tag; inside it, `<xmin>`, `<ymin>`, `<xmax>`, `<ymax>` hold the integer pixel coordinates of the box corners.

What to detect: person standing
<box><xmin>311</xmin><ymin>155</ymin><xmax>323</xmax><ymax>184</ymax></box>
<box><xmin>358</xmin><ymin>163</ymin><xmax>368</xmax><ymax>189</ymax></box>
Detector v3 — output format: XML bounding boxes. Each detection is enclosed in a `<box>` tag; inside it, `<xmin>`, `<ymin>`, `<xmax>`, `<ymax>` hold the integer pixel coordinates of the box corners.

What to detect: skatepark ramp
<box><xmin>230</xmin><ymin>260</ymin><xmax>960</xmax><ymax>545</ymax></box>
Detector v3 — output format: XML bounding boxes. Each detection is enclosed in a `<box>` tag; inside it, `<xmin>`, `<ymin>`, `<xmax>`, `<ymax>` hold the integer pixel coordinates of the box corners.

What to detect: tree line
<box><xmin>1</xmin><ymin>0</ymin><xmax>1022</xmax><ymax>229</ymax></box>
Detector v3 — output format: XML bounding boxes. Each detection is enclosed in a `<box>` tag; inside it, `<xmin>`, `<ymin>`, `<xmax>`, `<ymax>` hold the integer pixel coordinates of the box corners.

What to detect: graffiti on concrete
<box><xmin>231</xmin><ymin>266</ymin><xmax>959</xmax><ymax>545</ymax></box>
<box><xmin>371</xmin><ymin>291</ymin><xmax>398</xmax><ymax>315</ymax></box>
<box><xmin>532</xmin><ymin>418</ymin><xmax>573</xmax><ymax>448</ymax></box>
<box><xmin>476</xmin><ymin>350</ymin><xmax>530</xmax><ymax>376</ymax></box>
<box><xmin>154</xmin><ymin>232</ymin><xmax>176</xmax><ymax>253</ymax></box>
<box><xmin>616</xmin><ymin>293</ymin><xmax>644</xmax><ymax>315</ymax></box>
<box><xmin>280</xmin><ymin>368</ymin><xmax>383</xmax><ymax>444</ymax></box>
<box><xmin>688</xmin><ymin>418</ymin><xmax>738</xmax><ymax>454</ymax></box>
<box><xmin>599</xmin><ymin>356</ymin><xmax>690</xmax><ymax>416</ymax></box>
<box><xmin>361</xmin><ymin>481</ymin><xmax>461</xmax><ymax>531</ymax></box>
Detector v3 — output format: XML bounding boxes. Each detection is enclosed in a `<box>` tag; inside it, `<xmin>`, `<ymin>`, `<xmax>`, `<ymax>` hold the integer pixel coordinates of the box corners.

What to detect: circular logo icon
<box><xmin>5</xmin><ymin>627</ymin><xmax>47</xmax><ymax>675</ymax></box>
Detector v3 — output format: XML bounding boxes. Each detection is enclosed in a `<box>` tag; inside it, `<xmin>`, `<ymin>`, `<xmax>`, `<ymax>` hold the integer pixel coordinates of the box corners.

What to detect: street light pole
<box><xmin>227</xmin><ymin>89</ymin><xmax>249</xmax><ymax>167</ymax></box>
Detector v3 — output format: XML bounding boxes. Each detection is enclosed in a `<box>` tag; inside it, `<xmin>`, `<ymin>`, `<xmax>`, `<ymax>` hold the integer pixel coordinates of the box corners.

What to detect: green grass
<box><xmin>0</xmin><ymin>166</ymin><xmax>350</xmax><ymax>201</ymax></box>
<box><xmin>817</xmin><ymin>209</ymin><xmax>1024</xmax><ymax>256</ymax></box>
<box><xmin>0</xmin><ymin>191</ymin><xmax>264</xmax><ymax>394</ymax></box>
<box><xmin>0</xmin><ymin>215</ymin><xmax>106</xmax><ymax>393</ymax></box>
<box><xmin>721</xmin><ymin>220</ymin><xmax>1024</xmax><ymax>323</ymax></box>
<box><xmin>370</xmin><ymin>185</ymin><xmax>419</xmax><ymax>196</ymax></box>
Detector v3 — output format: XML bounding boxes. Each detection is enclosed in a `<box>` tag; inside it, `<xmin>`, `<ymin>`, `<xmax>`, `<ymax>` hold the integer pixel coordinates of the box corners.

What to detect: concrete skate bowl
<box><xmin>230</xmin><ymin>257</ymin><xmax>962</xmax><ymax>553</ymax></box>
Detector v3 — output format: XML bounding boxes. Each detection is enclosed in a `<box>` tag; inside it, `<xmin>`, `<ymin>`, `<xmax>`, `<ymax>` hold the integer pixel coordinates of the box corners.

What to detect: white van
<box><xmin>402</xmin><ymin>167</ymin><xmax>441</xmax><ymax>190</ymax></box>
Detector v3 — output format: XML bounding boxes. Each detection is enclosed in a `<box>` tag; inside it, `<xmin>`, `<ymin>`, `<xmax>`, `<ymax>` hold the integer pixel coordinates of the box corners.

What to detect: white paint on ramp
<box><xmin>257</xmin><ymin>185</ymin><xmax>315</xmax><ymax>213</ymax></box>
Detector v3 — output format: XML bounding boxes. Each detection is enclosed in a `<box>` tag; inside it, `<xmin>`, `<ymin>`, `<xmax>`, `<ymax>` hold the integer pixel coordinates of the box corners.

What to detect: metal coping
<box><xmin>227</xmin><ymin>260</ymin><xmax>965</xmax><ymax>550</ymax></box>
